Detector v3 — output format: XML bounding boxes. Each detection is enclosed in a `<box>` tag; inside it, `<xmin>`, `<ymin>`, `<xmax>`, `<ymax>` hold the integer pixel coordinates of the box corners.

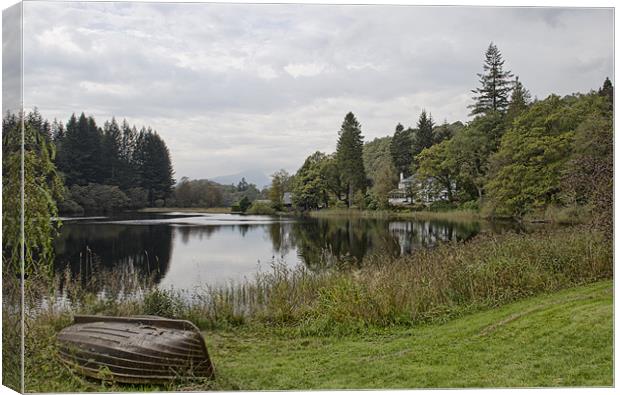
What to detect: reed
<box><xmin>176</xmin><ymin>226</ymin><xmax>611</xmax><ymax>334</ymax></box>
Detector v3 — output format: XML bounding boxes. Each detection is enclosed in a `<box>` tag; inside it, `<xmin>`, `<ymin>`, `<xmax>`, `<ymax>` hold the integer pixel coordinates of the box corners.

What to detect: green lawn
<box><xmin>205</xmin><ymin>280</ymin><xmax>613</xmax><ymax>389</ymax></box>
<box><xmin>24</xmin><ymin>281</ymin><xmax>613</xmax><ymax>392</ymax></box>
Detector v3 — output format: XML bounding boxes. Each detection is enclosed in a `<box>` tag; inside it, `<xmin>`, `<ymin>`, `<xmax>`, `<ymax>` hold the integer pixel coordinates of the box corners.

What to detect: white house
<box><xmin>388</xmin><ymin>173</ymin><xmax>454</xmax><ymax>206</ymax></box>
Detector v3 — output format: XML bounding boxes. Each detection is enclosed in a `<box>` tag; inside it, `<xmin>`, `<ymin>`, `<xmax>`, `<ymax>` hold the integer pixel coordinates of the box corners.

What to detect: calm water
<box><xmin>53</xmin><ymin>212</ymin><xmax>515</xmax><ymax>294</ymax></box>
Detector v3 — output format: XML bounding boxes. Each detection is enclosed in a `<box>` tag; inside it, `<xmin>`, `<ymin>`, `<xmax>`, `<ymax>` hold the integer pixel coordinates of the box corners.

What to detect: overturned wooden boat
<box><xmin>57</xmin><ymin>315</ymin><xmax>214</xmax><ymax>384</ymax></box>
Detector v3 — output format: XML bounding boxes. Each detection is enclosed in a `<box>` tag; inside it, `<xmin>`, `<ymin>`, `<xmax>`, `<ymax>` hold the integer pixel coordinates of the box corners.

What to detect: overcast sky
<box><xmin>18</xmin><ymin>2</ymin><xmax>613</xmax><ymax>180</ymax></box>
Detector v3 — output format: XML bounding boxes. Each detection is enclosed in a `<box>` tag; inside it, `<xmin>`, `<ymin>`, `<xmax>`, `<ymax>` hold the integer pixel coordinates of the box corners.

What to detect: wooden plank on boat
<box><xmin>57</xmin><ymin>315</ymin><xmax>215</xmax><ymax>384</ymax></box>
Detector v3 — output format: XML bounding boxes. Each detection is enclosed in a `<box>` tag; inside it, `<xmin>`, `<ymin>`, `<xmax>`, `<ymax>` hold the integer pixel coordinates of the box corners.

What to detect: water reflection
<box><xmin>54</xmin><ymin>213</ymin><xmax>491</xmax><ymax>295</ymax></box>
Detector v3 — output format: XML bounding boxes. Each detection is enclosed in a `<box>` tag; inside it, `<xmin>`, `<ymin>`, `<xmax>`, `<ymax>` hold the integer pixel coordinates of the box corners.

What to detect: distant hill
<box><xmin>209</xmin><ymin>169</ymin><xmax>271</xmax><ymax>189</ymax></box>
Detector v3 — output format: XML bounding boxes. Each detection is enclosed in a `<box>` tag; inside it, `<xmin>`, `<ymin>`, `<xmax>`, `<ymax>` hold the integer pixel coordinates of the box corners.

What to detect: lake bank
<box><xmin>24</xmin><ymin>280</ymin><xmax>613</xmax><ymax>391</ymax></box>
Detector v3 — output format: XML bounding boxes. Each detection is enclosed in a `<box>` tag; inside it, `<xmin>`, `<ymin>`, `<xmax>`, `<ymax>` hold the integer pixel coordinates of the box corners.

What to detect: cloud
<box><xmin>19</xmin><ymin>3</ymin><xmax>614</xmax><ymax>180</ymax></box>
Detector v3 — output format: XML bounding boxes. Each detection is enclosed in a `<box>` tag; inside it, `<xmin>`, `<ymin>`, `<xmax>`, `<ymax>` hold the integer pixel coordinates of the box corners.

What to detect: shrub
<box><xmin>247</xmin><ymin>201</ymin><xmax>277</xmax><ymax>215</ymax></box>
<box><xmin>142</xmin><ymin>288</ymin><xmax>184</xmax><ymax>319</ymax></box>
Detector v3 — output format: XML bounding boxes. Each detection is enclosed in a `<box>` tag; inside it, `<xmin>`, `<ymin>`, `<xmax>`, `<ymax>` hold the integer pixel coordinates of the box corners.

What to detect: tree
<box><xmin>370</xmin><ymin>159</ymin><xmax>399</xmax><ymax>209</ymax></box>
<box><xmin>506</xmin><ymin>76</ymin><xmax>531</xmax><ymax>124</ymax></box>
<box><xmin>469</xmin><ymin>42</ymin><xmax>514</xmax><ymax>116</ymax></box>
<box><xmin>335</xmin><ymin>112</ymin><xmax>367</xmax><ymax>207</ymax></box>
<box><xmin>269</xmin><ymin>169</ymin><xmax>292</xmax><ymax>209</ymax></box>
<box><xmin>389</xmin><ymin>123</ymin><xmax>413</xmax><ymax>177</ymax></box>
<box><xmin>562</xmin><ymin>113</ymin><xmax>612</xmax><ymax>233</ymax></box>
<box><xmin>118</xmin><ymin>119</ymin><xmax>138</xmax><ymax>189</ymax></box>
<box><xmin>3</xmin><ymin>111</ymin><xmax>64</xmax><ymax>276</ymax></box>
<box><xmin>598</xmin><ymin>77</ymin><xmax>613</xmax><ymax>109</ymax></box>
<box><xmin>450</xmin><ymin>119</ymin><xmax>496</xmax><ymax>203</ymax></box>
<box><xmin>292</xmin><ymin>151</ymin><xmax>330</xmax><ymax>210</ymax></box>
<box><xmin>416</xmin><ymin>140</ymin><xmax>458</xmax><ymax>202</ymax></box>
<box><xmin>413</xmin><ymin>110</ymin><xmax>434</xmax><ymax>155</ymax></box>
<box><xmin>133</xmin><ymin>128</ymin><xmax>175</xmax><ymax>205</ymax></box>
<box><xmin>486</xmin><ymin>93</ymin><xmax>608</xmax><ymax>218</ymax></box>
<box><xmin>101</xmin><ymin>118</ymin><xmax>123</xmax><ymax>185</ymax></box>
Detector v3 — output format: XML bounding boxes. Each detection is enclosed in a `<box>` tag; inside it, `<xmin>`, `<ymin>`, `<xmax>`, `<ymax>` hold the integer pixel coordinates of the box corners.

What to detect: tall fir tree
<box><xmin>336</xmin><ymin>112</ymin><xmax>366</xmax><ymax>207</ymax></box>
<box><xmin>390</xmin><ymin>123</ymin><xmax>413</xmax><ymax>178</ymax></box>
<box><xmin>133</xmin><ymin>128</ymin><xmax>175</xmax><ymax>205</ymax></box>
<box><xmin>101</xmin><ymin>117</ymin><xmax>123</xmax><ymax>185</ymax></box>
<box><xmin>599</xmin><ymin>77</ymin><xmax>613</xmax><ymax>109</ymax></box>
<box><xmin>506</xmin><ymin>76</ymin><xmax>531</xmax><ymax>123</ymax></box>
<box><xmin>413</xmin><ymin>110</ymin><xmax>435</xmax><ymax>159</ymax></box>
<box><xmin>469</xmin><ymin>42</ymin><xmax>514</xmax><ymax>116</ymax></box>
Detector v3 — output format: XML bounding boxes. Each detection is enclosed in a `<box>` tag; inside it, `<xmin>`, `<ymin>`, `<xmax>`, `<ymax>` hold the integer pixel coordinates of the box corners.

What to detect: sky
<box><xmin>15</xmin><ymin>2</ymin><xmax>614</xmax><ymax>180</ymax></box>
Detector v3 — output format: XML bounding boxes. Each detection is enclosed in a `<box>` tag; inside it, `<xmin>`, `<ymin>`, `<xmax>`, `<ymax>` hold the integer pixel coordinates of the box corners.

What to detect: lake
<box><xmin>53</xmin><ymin>212</ymin><xmax>516</xmax><ymax>296</ymax></box>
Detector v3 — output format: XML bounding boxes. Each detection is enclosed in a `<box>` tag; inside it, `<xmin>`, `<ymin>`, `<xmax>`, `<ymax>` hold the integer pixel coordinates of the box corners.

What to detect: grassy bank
<box><xmin>23</xmin><ymin>226</ymin><xmax>612</xmax><ymax>390</ymax></box>
<box><xmin>25</xmin><ymin>281</ymin><xmax>613</xmax><ymax>391</ymax></box>
<box><xmin>307</xmin><ymin>208</ymin><xmax>480</xmax><ymax>222</ymax></box>
<box><xmin>178</xmin><ymin>226</ymin><xmax>611</xmax><ymax>333</ymax></box>
<box><xmin>138</xmin><ymin>207</ymin><xmax>231</xmax><ymax>214</ymax></box>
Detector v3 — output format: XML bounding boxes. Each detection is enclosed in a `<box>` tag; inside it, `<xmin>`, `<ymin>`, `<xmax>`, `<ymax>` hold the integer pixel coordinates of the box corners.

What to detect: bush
<box><xmin>142</xmin><ymin>288</ymin><xmax>184</xmax><ymax>319</ymax></box>
<box><xmin>58</xmin><ymin>198</ymin><xmax>84</xmax><ymax>215</ymax></box>
<box><xmin>460</xmin><ymin>200</ymin><xmax>479</xmax><ymax>211</ymax></box>
<box><xmin>247</xmin><ymin>201</ymin><xmax>277</xmax><ymax>215</ymax></box>
<box><xmin>66</xmin><ymin>183</ymin><xmax>130</xmax><ymax>214</ymax></box>
<box><xmin>126</xmin><ymin>187</ymin><xmax>149</xmax><ymax>208</ymax></box>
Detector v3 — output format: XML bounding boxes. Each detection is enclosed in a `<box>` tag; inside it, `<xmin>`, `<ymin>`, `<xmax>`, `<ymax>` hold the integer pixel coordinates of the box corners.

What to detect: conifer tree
<box><xmin>101</xmin><ymin>117</ymin><xmax>123</xmax><ymax>184</ymax></box>
<box><xmin>599</xmin><ymin>77</ymin><xmax>613</xmax><ymax>108</ymax></box>
<box><xmin>506</xmin><ymin>76</ymin><xmax>531</xmax><ymax>122</ymax></box>
<box><xmin>469</xmin><ymin>42</ymin><xmax>514</xmax><ymax>116</ymax></box>
<box><xmin>336</xmin><ymin>112</ymin><xmax>366</xmax><ymax>207</ymax></box>
<box><xmin>133</xmin><ymin>128</ymin><xmax>175</xmax><ymax>205</ymax></box>
<box><xmin>413</xmin><ymin>110</ymin><xmax>435</xmax><ymax>158</ymax></box>
<box><xmin>390</xmin><ymin>123</ymin><xmax>413</xmax><ymax>178</ymax></box>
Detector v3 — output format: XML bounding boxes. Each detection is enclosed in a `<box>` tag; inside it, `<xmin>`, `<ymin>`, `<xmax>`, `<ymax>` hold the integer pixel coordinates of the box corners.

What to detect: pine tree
<box><xmin>599</xmin><ymin>77</ymin><xmax>613</xmax><ymax>108</ymax></box>
<box><xmin>413</xmin><ymin>110</ymin><xmax>434</xmax><ymax>157</ymax></box>
<box><xmin>506</xmin><ymin>76</ymin><xmax>531</xmax><ymax>122</ymax></box>
<box><xmin>101</xmin><ymin>117</ymin><xmax>123</xmax><ymax>184</ymax></box>
<box><xmin>469</xmin><ymin>42</ymin><xmax>514</xmax><ymax>116</ymax></box>
<box><xmin>390</xmin><ymin>123</ymin><xmax>413</xmax><ymax>178</ymax></box>
<box><xmin>119</xmin><ymin>119</ymin><xmax>138</xmax><ymax>189</ymax></box>
<box><xmin>336</xmin><ymin>112</ymin><xmax>367</xmax><ymax>207</ymax></box>
<box><xmin>134</xmin><ymin>128</ymin><xmax>175</xmax><ymax>205</ymax></box>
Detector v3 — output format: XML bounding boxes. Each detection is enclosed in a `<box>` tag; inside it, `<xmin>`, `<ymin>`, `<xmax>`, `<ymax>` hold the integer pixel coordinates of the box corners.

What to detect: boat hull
<box><xmin>57</xmin><ymin>315</ymin><xmax>215</xmax><ymax>384</ymax></box>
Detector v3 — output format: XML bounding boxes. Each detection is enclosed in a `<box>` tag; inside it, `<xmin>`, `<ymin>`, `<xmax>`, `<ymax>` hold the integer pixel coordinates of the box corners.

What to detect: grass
<box><xmin>24</xmin><ymin>281</ymin><xmax>613</xmax><ymax>391</ymax></box>
<box><xmin>21</xmin><ymin>226</ymin><xmax>613</xmax><ymax>391</ymax></box>
<box><xmin>175</xmin><ymin>226</ymin><xmax>611</xmax><ymax>333</ymax></box>
<box><xmin>138</xmin><ymin>207</ymin><xmax>231</xmax><ymax>214</ymax></box>
<box><xmin>205</xmin><ymin>281</ymin><xmax>613</xmax><ymax>389</ymax></box>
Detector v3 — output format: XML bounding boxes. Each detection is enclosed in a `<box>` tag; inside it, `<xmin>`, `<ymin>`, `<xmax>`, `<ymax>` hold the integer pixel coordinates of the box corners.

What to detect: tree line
<box><xmin>276</xmin><ymin>42</ymin><xmax>612</xmax><ymax>226</ymax></box>
<box><xmin>7</xmin><ymin>110</ymin><xmax>176</xmax><ymax>214</ymax></box>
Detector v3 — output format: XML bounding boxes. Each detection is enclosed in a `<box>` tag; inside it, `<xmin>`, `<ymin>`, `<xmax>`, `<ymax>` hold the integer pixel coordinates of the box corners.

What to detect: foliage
<box><xmin>416</xmin><ymin>140</ymin><xmax>458</xmax><ymax>202</ymax></box>
<box><xmin>561</xmin><ymin>110</ymin><xmax>613</xmax><ymax>233</ymax></box>
<box><xmin>237</xmin><ymin>196</ymin><xmax>251</xmax><ymax>212</ymax></box>
<box><xmin>389</xmin><ymin>124</ymin><xmax>413</xmax><ymax>177</ymax></box>
<box><xmin>335</xmin><ymin>112</ymin><xmax>367</xmax><ymax>206</ymax></box>
<box><xmin>412</xmin><ymin>110</ymin><xmax>435</xmax><ymax>161</ymax></box>
<box><xmin>2</xmin><ymin>111</ymin><xmax>64</xmax><ymax>277</ymax></box>
<box><xmin>246</xmin><ymin>201</ymin><xmax>277</xmax><ymax>215</ymax></box>
<box><xmin>269</xmin><ymin>169</ymin><xmax>292</xmax><ymax>210</ymax></box>
<box><xmin>292</xmin><ymin>151</ymin><xmax>330</xmax><ymax>210</ymax></box>
<box><xmin>133</xmin><ymin>128</ymin><xmax>175</xmax><ymax>205</ymax></box>
<box><xmin>485</xmin><ymin>92</ymin><xmax>610</xmax><ymax>218</ymax></box>
<box><xmin>64</xmin><ymin>183</ymin><xmax>130</xmax><ymax>213</ymax></box>
<box><xmin>174</xmin><ymin>177</ymin><xmax>224</xmax><ymax>208</ymax></box>
<box><xmin>469</xmin><ymin>42</ymin><xmax>513</xmax><ymax>115</ymax></box>
<box><xmin>143</xmin><ymin>288</ymin><xmax>184</xmax><ymax>319</ymax></box>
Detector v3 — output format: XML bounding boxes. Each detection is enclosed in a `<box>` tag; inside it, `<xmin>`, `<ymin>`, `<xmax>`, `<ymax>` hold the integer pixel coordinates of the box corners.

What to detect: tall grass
<box><xmin>174</xmin><ymin>226</ymin><xmax>611</xmax><ymax>334</ymax></box>
<box><xmin>28</xmin><ymin>227</ymin><xmax>611</xmax><ymax>336</ymax></box>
